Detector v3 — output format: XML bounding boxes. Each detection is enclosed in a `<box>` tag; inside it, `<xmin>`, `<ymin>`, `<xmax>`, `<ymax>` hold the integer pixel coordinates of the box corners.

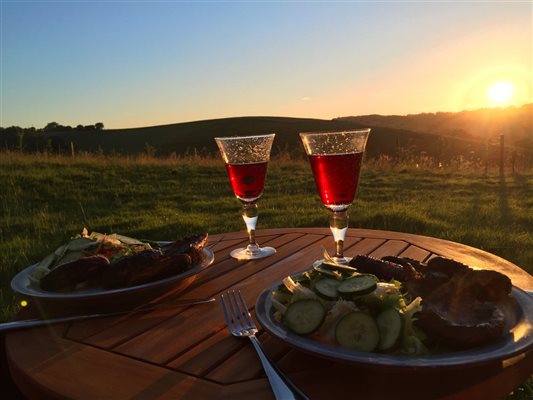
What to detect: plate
<box><xmin>11</xmin><ymin>248</ymin><xmax>214</xmax><ymax>304</ymax></box>
<box><xmin>255</xmin><ymin>278</ymin><xmax>533</xmax><ymax>369</ymax></box>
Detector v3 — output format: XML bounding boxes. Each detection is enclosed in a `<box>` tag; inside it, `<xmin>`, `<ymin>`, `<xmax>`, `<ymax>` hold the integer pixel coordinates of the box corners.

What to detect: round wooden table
<box><xmin>6</xmin><ymin>228</ymin><xmax>533</xmax><ymax>400</ymax></box>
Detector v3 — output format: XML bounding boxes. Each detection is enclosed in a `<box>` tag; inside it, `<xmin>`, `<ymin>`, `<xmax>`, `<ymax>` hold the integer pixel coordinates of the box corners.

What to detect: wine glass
<box><xmin>300</xmin><ymin>129</ymin><xmax>371</xmax><ymax>264</ymax></box>
<box><xmin>215</xmin><ymin>134</ymin><xmax>276</xmax><ymax>260</ymax></box>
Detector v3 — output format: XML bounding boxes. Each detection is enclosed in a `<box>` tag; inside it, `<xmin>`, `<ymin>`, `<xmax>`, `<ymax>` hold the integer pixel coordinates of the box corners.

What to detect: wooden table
<box><xmin>6</xmin><ymin>228</ymin><xmax>533</xmax><ymax>400</ymax></box>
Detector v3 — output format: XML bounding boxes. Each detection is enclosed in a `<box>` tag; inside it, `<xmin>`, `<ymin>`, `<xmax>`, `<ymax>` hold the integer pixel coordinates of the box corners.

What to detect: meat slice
<box><xmin>409</xmin><ymin>259</ymin><xmax>512</xmax><ymax>348</ymax></box>
<box><xmin>381</xmin><ymin>256</ymin><xmax>427</xmax><ymax>274</ymax></box>
<box><xmin>40</xmin><ymin>255</ymin><xmax>109</xmax><ymax>292</ymax></box>
<box><xmin>102</xmin><ymin>249</ymin><xmax>192</xmax><ymax>289</ymax></box>
<box><xmin>160</xmin><ymin>232</ymin><xmax>208</xmax><ymax>265</ymax></box>
<box><xmin>420</xmin><ymin>257</ymin><xmax>511</xmax><ymax>301</ymax></box>
<box><xmin>350</xmin><ymin>255</ymin><xmax>419</xmax><ymax>282</ymax></box>
<box><xmin>426</xmin><ymin>256</ymin><xmax>470</xmax><ymax>277</ymax></box>
<box><xmin>417</xmin><ymin>296</ymin><xmax>506</xmax><ymax>347</ymax></box>
<box><xmin>102</xmin><ymin>233</ymin><xmax>208</xmax><ymax>289</ymax></box>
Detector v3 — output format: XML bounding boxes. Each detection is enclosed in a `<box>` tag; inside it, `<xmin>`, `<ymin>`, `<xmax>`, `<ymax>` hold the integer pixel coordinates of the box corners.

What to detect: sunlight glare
<box><xmin>487</xmin><ymin>81</ymin><xmax>515</xmax><ymax>106</ymax></box>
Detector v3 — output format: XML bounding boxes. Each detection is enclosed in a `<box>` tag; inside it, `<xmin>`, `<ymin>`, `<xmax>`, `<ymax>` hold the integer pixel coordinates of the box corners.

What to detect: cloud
<box><xmin>301</xmin><ymin>97</ymin><xmax>311</xmax><ymax>101</ymax></box>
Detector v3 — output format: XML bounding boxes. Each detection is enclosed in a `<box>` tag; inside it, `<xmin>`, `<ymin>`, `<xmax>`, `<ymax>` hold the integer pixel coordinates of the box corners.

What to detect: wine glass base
<box><xmin>230</xmin><ymin>246</ymin><xmax>276</xmax><ymax>260</ymax></box>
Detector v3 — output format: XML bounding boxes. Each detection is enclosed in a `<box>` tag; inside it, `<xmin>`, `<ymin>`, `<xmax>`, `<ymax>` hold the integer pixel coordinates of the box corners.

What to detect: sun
<box><xmin>487</xmin><ymin>81</ymin><xmax>515</xmax><ymax>106</ymax></box>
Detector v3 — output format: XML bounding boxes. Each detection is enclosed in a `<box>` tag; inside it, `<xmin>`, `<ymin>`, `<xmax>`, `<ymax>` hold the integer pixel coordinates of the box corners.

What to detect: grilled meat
<box><xmin>408</xmin><ymin>257</ymin><xmax>512</xmax><ymax>347</ymax></box>
<box><xmin>417</xmin><ymin>295</ymin><xmax>506</xmax><ymax>347</ymax></box>
<box><xmin>39</xmin><ymin>233</ymin><xmax>209</xmax><ymax>291</ymax></box>
<box><xmin>426</xmin><ymin>256</ymin><xmax>470</xmax><ymax>277</ymax></box>
<box><xmin>40</xmin><ymin>255</ymin><xmax>109</xmax><ymax>292</ymax></box>
<box><xmin>102</xmin><ymin>232</ymin><xmax>208</xmax><ymax>289</ymax></box>
<box><xmin>350</xmin><ymin>255</ymin><xmax>419</xmax><ymax>282</ymax></box>
<box><xmin>381</xmin><ymin>256</ymin><xmax>426</xmax><ymax>274</ymax></box>
<box><xmin>348</xmin><ymin>254</ymin><xmax>513</xmax><ymax>348</ymax></box>
<box><xmin>159</xmin><ymin>232</ymin><xmax>208</xmax><ymax>265</ymax></box>
<box><xmin>102</xmin><ymin>249</ymin><xmax>192</xmax><ymax>289</ymax></box>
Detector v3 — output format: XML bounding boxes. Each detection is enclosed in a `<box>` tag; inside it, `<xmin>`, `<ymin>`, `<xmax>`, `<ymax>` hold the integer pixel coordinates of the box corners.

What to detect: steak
<box><xmin>40</xmin><ymin>255</ymin><xmax>109</xmax><ymax>292</ymax></box>
<box><xmin>102</xmin><ymin>233</ymin><xmax>208</xmax><ymax>289</ymax></box>
<box><xmin>349</xmin><ymin>254</ymin><xmax>513</xmax><ymax>348</ymax></box>
<box><xmin>408</xmin><ymin>257</ymin><xmax>512</xmax><ymax>348</ymax></box>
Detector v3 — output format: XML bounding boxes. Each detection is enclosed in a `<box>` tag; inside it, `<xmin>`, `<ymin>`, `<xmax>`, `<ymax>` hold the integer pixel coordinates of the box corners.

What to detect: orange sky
<box><xmin>1</xmin><ymin>2</ymin><xmax>531</xmax><ymax>129</ymax></box>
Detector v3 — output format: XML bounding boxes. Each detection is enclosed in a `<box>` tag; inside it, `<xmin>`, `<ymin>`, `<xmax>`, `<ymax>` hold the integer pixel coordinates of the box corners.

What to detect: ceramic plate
<box><xmin>11</xmin><ymin>248</ymin><xmax>214</xmax><ymax>302</ymax></box>
<box><xmin>255</xmin><ymin>278</ymin><xmax>533</xmax><ymax>369</ymax></box>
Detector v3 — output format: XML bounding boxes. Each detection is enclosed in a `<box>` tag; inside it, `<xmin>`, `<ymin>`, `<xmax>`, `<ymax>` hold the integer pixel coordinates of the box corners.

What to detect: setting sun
<box><xmin>487</xmin><ymin>81</ymin><xmax>515</xmax><ymax>106</ymax></box>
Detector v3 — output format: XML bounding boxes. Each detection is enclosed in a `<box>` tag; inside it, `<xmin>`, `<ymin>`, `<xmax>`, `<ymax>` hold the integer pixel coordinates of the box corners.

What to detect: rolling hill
<box><xmin>336</xmin><ymin>104</ymin><xmax>532</xmax><ymax>148</ymax></box>
<box><xmin>42</xmin><ymin>115</ymin><xmax>521</xmax><ymax>162</ymax></box>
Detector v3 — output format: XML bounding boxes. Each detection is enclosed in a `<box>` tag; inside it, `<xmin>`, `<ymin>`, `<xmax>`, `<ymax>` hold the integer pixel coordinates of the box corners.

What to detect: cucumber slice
<box><xmin>314</xmin><ymin>278</ymin><xmax>341</xmax><ymax>300</ymax></box>
<box><xmin>337</xmin><ymin>274</ymin><xmax>378</xmax><ymax>297</ymax></box>
<box><xmin>376</xmin><ymin>308</ymin><xmax>404</xmax><ymax>351</ymax></box>
<box><xmin>284</xmin><ymin>299</ymin><xmax>326</xmax><ymax>335</ymax></box>
<box><xmin>335</xmin><ymin>311</ymin><xmax>379</xmax><ymax>352</ymax></box>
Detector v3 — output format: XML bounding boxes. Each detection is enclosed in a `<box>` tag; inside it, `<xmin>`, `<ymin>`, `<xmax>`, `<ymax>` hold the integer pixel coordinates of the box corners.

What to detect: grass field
<box><xmin>1</xmin><ymin>151</ymin><xmax>531</xmax><ymax>322</ymax></box>
<box><xmin>1</xmin><ymin>152</ymin><xmax>532</xmax><ymax>398</ymax></box>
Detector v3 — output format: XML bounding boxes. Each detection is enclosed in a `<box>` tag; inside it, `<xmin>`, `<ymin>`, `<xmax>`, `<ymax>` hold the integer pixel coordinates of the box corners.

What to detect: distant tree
<box><xmin>84</xmin><ymin>125</ymin><xmax>95</xmax><ymax>131</ymax></box>
<box><xmin>76</xmin><ymin>124</ymin><xmax>84</xmax><ymax>130</ymax></box>
<box><xmin>0</xmin><ymin>126</ymin><xmax>20</xmax><ymax>149</ymax></box>
<box><xmin>44</xmin><ymin>122</ymin><xmax>60</xmax><ymax>132</ymax></box>
<box><xmin>95</xmin><ymin>122</ymin><xmax>104</xmax><ymax>130</ymax></box>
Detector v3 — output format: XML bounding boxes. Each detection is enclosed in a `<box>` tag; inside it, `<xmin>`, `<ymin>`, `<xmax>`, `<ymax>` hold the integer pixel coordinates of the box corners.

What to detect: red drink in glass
<box><xmin>308</xmin><ymin>152</ymin><xmax>363</xmax><ymax>208</ymax></box>
<box><xmin>215</xmin><ymin>134</ymin><xmax>276</xmax><ymax>260</ymax></box>
<box><xmin>300</xmin><ymin>129</ymin><xmax>370</xmax><ymax>263</ymax></box>
<box><xmin>225</xmin><ymin>161</ymin><xmax>268</xmax><ymax>201</ymax></box>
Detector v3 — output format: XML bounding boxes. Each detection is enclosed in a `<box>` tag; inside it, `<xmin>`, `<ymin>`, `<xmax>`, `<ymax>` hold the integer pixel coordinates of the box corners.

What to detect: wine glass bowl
<box><xmin>215</xmin><ymin>134</ymin><xmax>276</xmax><ymax>260</ymax></box>
<box><xmin>300</xmin><ymin>129</ymin><xmax>371</xmax><ymax>264</ymax></box>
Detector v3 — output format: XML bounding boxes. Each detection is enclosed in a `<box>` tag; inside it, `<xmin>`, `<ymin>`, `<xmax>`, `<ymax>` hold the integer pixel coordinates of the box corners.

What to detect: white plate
<box><xmin>255</xmin><ymin>278</ymin><xmax>533</xmax><ymax>370</ymax></box>
<box><xmin>11</xmin><ymin>248</ymin><xmax>214</xmax><ymax>302</ymax></box>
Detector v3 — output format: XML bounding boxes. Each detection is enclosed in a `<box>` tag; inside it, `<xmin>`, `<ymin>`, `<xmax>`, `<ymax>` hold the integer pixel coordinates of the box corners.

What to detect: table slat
<box><xmin>369</xmin><ymin>239</ymin><xmax>410</xmax><ymax>258</ymax></box>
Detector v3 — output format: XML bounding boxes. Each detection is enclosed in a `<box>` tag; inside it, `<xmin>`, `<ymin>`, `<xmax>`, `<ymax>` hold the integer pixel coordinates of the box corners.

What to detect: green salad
<box><xmin>271</xmin><ymin>261</ymin><xmax>428</xmax><ymax>355</ymax></box>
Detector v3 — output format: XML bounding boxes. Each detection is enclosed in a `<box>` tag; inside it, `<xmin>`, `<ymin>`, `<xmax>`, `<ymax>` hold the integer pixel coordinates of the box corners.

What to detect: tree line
<box><xmin>0</xmin><ymin>122</ymin><xmax>104</xmax><ymax>152</ymax></box>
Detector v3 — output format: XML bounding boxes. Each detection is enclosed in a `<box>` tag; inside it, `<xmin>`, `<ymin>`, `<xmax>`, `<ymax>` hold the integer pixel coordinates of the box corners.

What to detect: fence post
<box><xmin>499</xmin><ymin>134</ymin><xmax>504</xmax><ymax>176</ymax></box>
<box><xmin>70</xmin><ymin>142</ymin><xmax>75</xmax><ymax>157</ymax></box>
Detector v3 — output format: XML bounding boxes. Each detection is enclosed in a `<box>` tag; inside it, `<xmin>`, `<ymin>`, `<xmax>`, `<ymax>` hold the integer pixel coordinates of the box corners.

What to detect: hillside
<box><xmin>336</xmin><ymin>103</ymin><xmax>532</xmax><ymax>148</ymax></box>
<box><xmin>42</xmin><ymin>116</ymin><xmax>506</xmax><ymax>162</ymax></box>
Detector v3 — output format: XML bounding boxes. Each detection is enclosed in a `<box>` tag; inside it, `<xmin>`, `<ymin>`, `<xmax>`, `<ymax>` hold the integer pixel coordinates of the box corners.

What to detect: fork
<box><xmin>221</xmin><ymin>289</ymin><xmax>305</xmax><ymax>400</ymax></box>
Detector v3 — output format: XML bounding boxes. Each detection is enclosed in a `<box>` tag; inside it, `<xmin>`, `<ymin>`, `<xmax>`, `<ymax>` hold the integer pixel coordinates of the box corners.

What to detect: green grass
<box><xmin>1</xmin><ymin>152</ymin><xmax>532</xmax><ymax>396</ymax></box>
<box><xmin>1</xmin><ymin>152</ymin><xmax>532</xmax><ymax>322</ymax></box>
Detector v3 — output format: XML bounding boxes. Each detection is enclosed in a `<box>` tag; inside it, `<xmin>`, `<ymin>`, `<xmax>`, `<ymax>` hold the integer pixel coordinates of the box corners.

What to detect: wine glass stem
<box><xmin>329</xmin><ymin>209</ymin><xmax>349</xmax><ymax>259</ymax></box>
<box><xmin>242</xmin><ymin>202</ymin><xmax>259</xmax><ymax>249</ymax></box>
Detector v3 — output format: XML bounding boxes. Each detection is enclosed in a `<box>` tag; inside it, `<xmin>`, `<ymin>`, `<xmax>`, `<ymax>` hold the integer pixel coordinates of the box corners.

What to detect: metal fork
<box><xmin>221</xmin><ymin>289</ymin><xmax>305</xmax><ymax>400</ymax></box>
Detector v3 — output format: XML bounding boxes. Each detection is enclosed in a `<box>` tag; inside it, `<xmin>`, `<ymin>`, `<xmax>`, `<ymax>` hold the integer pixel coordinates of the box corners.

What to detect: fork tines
<box><xmin>221</xmin><ymin>289</ymin><xmax>256</xmax><ymax>335</ymax></box>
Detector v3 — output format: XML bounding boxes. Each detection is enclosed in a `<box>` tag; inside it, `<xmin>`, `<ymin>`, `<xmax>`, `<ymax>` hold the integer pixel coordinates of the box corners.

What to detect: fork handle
<box><xmin>248</xmin><ymin>335</ymin><xmax>300</xmax><ymax>400</ymax></box>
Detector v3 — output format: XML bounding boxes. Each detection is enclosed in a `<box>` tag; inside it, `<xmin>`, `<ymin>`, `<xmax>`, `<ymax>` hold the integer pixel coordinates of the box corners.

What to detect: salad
<box><xmin>271</xmin><ymin>260</ymin><xmax>428</xmax><ymax>355</ymax></box>
<box><xmin>30</xmin><ymin>228</ymin><xmax>156</xmax><ymax>287</ymax></box>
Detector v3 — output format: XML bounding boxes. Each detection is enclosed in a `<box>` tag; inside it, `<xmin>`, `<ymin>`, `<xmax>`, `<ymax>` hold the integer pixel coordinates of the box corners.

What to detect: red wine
<box><xmin>225</xmin><ymin>161</ymin><xmax>268</xmax><ymax>201</ymax></box>
<box><xmin>308</xmin><ymin>152</ymin><xmax>363</xmax><ymax>206</ymax></box>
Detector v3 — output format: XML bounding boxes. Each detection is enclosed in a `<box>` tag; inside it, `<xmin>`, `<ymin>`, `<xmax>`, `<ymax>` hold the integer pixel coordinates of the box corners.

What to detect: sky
<box><xmin>0</xmin><ymin>1</ymin><xmax>531</xmax><ymax>129</ymax></box>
